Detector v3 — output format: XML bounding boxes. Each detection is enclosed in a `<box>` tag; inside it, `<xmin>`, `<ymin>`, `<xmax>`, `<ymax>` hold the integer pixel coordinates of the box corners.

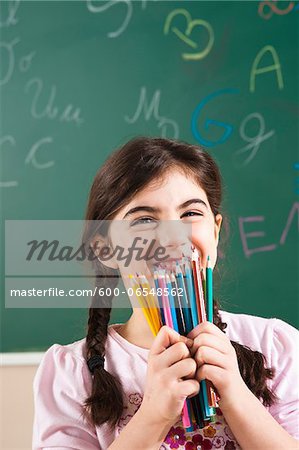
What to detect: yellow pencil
<box><xmin>128</xmin><ymin>275</ymin><xmax>157</xmax><ymax>336</ymax></box>
<box><xmin>137</xmin><ymin>274</ymin><xmax>161</xmax><ymax>334</ymax></box>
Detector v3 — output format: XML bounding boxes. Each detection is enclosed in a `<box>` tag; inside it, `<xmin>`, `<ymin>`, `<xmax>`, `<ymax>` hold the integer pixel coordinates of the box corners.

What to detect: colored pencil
<box><xmin>129</xmin><ymin>250</ymin><xmax>219</xmax><ymax>429</ymax></box>
<box><xmin>165</xmin><ymin>273</ymin><xmax>179</xmax><ymax>331</ymax></box>
<box><xmin>137</xmin><ymin>274</ymin><xmax>161</xmax><ymax>335</ymax></box>
<box><xmin>205</xmin><ymin>257</ymin><xmax>217</xmax><ymax>413</ymax></box>
<box><xmin>184</xmin><ymin>259</ymin><xmax>199</xmax><ymax>328</ymax></box>
<box><xmin>158</xmin><ymin>271</ymin><xmax>173</xmax><ymax>328</ymax></box>
<box><xmin>206</xmin><ymin>256</ymin><xmax>213</xmax><ymax>323</ymax></box>
<box><xmin>170</xmin><ymin>272</ymin><xmax>185</xmax><ymax>334</ymax></box>
<box><xmin>175</xmin><ymin>264</ymin><xmax>193</xmax><ymax>333</ymax></box>
<box><xmin>157</xmin><ymin>268</ymin><xmax>192</xmax><ymax>431</ymax></box>
<box><xmin>128</xmin><ymin>275</ymin><xmax>157</xmax><ymax>337</ymax></box>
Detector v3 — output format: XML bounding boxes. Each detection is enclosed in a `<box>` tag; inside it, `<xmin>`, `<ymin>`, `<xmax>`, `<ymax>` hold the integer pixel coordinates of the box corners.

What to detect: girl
<box><xmin>33</xmin><ymin>137</ymin><xmax>299</xmax><ymax>450</ymax></box>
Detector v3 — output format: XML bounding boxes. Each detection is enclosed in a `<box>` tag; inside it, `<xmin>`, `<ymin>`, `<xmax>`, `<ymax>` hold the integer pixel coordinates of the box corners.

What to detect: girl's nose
<box><xmin>157</xmin><ymin>220</ymin><xmax>190</xmax><ymax>251</ymax></box>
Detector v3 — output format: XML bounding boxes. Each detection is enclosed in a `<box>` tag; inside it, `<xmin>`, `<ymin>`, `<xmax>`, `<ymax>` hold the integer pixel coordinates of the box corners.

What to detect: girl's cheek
<box><xmin>191</xmin><ymin>225</ymin><xmax>218</xmax><ymax>267</ymax></box>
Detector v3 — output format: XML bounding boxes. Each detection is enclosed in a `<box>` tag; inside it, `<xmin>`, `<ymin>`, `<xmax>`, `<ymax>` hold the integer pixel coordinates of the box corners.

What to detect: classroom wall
<box><xmin>0</xmin><ymin>364</ymin><xmax>38</xmax><ymax>450</ymax></box>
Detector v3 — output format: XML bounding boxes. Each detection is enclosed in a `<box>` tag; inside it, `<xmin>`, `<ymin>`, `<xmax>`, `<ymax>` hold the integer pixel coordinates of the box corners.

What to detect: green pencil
<box><xmin>206</xmin><ymin>256</ymin><xmax>213</xmax><ymax>323</ymax></box>
<box><xmin>205</xmin><ymin>256</ymin><xmax>217</xmax><ymax>414</ymax></box>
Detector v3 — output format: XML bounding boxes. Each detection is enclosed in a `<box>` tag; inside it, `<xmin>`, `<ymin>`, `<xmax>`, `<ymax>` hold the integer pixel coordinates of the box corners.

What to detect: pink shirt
<box><xmin>32</xmin><ymin>310</ymin><xmax>299</xmax><ymax>449</ymax></box>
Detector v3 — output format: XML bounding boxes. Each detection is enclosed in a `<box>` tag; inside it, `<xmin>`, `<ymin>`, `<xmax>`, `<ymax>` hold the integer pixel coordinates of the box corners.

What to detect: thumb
<box><xmin>150</xmin><ymin>325</ymin><xmax>193</xmax><ymax>356</ymax></box>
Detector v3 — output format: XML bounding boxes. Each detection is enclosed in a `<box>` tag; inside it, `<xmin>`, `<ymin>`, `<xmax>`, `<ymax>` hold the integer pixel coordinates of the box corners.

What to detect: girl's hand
<box><xmin>187</xmin><ymin>321</ymin><xmax>248</xmax><ymax>404</ymax></box>
<box><xmin>140</xmin><ymin>326</ymin><xmax>200</xmax><ymax>427</ymax></box>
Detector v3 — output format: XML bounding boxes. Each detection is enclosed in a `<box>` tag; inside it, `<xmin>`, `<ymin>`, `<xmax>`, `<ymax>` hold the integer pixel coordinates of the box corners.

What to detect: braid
<box><xmin>83</xmin><ymin>265</ymin><xmax>125</xmax><ymax>430</ymax></box>
<box><xmin>213</xmin><ymin>300</ymin><xmax>278</xmax><ymax>407</ymax></box>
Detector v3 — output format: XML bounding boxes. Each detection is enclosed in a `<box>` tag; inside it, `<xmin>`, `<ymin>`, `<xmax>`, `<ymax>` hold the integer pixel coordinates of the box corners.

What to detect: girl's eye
<box><xmin>130</xmin><ymin>212</ymin><xmax>202</xmax><ymax>226</ymax></box>
<box><xmin>131</xmin><ymin>216</ymin><xmax>155</xmax><ymax>226</ymax></box>
<box><xmin>181</xmin><ymin>211</ymin><xmax>203</xmax><ymax>218</ymax></box>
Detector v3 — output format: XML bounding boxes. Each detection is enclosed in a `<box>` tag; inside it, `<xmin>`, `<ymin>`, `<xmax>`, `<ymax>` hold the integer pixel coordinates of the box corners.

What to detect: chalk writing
<box><xmin>0</xmin><ymin>134</ymin><xmax>55</xmax><ymax>188</ymax></box>
<box><xmin>191</xmin><ymin>88</ymin><xmax>239</xmax><ymax>147</ymax></box>
<box><xmin>86</xmin><ymin>0</ymin><xmax>158</xmax><ymax>37</ymax></box>
<box><xmin>0</xmin><ymin>0</ymin><xmax>20</xmax><ymax>28</ymax></box>
<box><xmin>86</xmin><ymin>0</ymin><xmax>132</xmax><ymax>38</ymax></box>
<box><xmin>280</xmin><ymin>202</ymin><xmax>299</xmax><ymax>244</ymax></box>
<box><xmin>0</xmin><ymin>37</ymin><xmax>35</xmax><ymax>86</ymax></box>
<box><xmin>24</xmin><ymin>78</ymin><xmax>84</xmax><ymax>126</ymax></box>
<box><xmin>250</xmin><ymin>45</ymin><xmax>284</xmax><ymax>92</ymax></box>
<box><xmin>0</xmin><ymin>37</ymin><xmax>19</xmax><ymax>86</ymax></box>
<box><xmin>234</xmin><ymin>113</ymin><xmax>275</xmax><ymax>167</ymax></box>
<box><xmin>239</xmin><ymin>202</ymin><xmax>299</xmax><ymax>257</ymax></box>
<box><xmin>164</xmin><ymin>9</ymin><xmax>214</xmax><ymax>61</ymax></box>
<box><xmin>25</xmin><ymin>137</ymin><xmax>54</xmax><ymax>170</ymax></box>
<box><xmin>125</xmin><ymin>87</ymin><xmax>179</xmax><ymax>139</ymax></box>
<box><xmin>258</xmin><ymin>1</ymin><xmax>294</xmax><ymax>19</ymax></box>
<box><xmin>19</xmin><ymin>50</ymin><xmax>36</xmax><ymax>72</ymax></box>
<box><xmin>0</xmin><ymin>135</ymin><xmax>18</xmax><ymax>188</ymax></box>
<box><xmin>239</xmin><ymin>216</ymin><xmax>276</xmax><ymax>257</ymax></box>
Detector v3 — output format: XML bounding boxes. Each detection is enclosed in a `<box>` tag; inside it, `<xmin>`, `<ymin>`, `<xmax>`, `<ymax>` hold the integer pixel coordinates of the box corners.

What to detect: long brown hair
<box><xmin>82</xmin><ymin>136</ymin><xmax>277</xmax><ymax>429</ymax></box>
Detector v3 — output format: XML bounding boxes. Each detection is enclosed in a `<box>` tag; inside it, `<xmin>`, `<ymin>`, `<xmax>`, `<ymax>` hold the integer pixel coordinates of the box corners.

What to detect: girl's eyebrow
<box><xmin>122</xmin><ymin>198</ymin><xmax>208</xmax><ymax>219</ymax></box>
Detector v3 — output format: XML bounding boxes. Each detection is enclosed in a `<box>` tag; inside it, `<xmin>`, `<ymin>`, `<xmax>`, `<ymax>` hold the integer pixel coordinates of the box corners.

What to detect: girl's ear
<box><xmin>214</xmin><ymin>214</ymin><xmax>222</xmax><ymax>247</ymax></box>
<box><xmin>91</xmin><ymin>234</ymin><xmax>118</xmax><ymax>269</ymax></box>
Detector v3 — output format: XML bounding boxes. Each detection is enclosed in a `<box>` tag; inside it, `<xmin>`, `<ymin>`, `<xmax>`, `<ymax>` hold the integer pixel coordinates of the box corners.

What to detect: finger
<box><xmin>168</xmin><ymin>357</ymin><xmax>197</xmax><ymax>380</ymax></box>
<box><xmin>187</xmin><ymin>321</ymin><xmax>227</xmax><ymax>341</ymax></box>
<box><xmin>158</xmin><ymin>341</ymin><xmax>191</xmax><ymax>369</ymax></box>
<box><xmin>176</xmin><ymin>379</ymin><xmax>200</xmax><ymax>399</ymax></box>
<box><xmin>189</xmin><ymin>333</ymin><xmax>229</xmax><ymax>358</ymax></box>
<box><xmin>193</xmin><ymin>346</ymin><xmax>227</xmax><ymax>369</ymax></box>
<box><xmin>195</xmin><ymin>364</ymin><xmax>227</xmax><ymax>389</ymax></box>
<box><xmin>150</xmin><ymin>326</ymin><xmax>193</xmax><ymax>356</ymax></box>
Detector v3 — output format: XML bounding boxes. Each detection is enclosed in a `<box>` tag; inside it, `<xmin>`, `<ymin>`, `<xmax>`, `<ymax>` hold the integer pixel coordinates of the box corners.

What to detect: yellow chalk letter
<box><xmin>250</xmin><ymin>45</ymin><xmax>284</xmax><ymax>92</ymax></box>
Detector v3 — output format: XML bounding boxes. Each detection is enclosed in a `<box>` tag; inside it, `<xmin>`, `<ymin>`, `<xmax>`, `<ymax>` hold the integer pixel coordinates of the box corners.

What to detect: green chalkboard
<box><xmin>1</xmin><ymin>0</ymin><xmax>298</xmax><ymax>352</ymax></box>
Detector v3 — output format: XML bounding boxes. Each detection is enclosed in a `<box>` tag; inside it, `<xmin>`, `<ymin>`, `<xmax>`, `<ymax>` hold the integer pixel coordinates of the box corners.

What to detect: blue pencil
<box><xmin>170</xmin><ymin>272</ymin><xmax>185</xmax><ymax>335</ymax></box>
<box><xmin>154</xmin><ymin>272</ymin><xmax>165</xmax><ymax>325</ymax></box>
<box><xmin>184</xmin><ymin>260</ymin><xmax>199</xmax><ymax>328</ymax></box>
<box><xmin>165</xmin><ymin>273</ymin><xmax>179</xmax><ymax>331</ymax></box>
<box><xmin>175</xmin><ymin>263</ymin><xmax>193</xmax><ymax>333</ymax></box>
<box><xmin>165</xmin><ymin>270</ymin><xmax>193</xmax><ymax>432</ymax></box>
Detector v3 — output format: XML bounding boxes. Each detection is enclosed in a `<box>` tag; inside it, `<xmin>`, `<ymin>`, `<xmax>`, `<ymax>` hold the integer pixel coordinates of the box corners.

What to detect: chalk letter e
<box><xmin>239</xmin><ymin>216</ymin><xmax>276</xmax><ymax>258</ymax></box>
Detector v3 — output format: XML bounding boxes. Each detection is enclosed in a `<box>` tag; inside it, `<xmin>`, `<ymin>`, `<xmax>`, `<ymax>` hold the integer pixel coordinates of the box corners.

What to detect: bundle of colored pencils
<box><xmin>127</xmin><ymin>246</ymin><xmax>219</xmax><ymax>430</ymax></box>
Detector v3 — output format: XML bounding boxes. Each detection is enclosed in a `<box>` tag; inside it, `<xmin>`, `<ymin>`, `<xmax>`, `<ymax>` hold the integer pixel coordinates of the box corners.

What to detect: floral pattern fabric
<box><xmin>117</xmin><ymin>393</ymin><xmax>241</xmax><ymax>450</ymax></box>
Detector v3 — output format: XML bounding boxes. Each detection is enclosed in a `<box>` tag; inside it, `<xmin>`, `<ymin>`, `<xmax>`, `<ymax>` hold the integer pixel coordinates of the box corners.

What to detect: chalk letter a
<box><xmin>250</xmin><ymin>45</ymin><xmax>284</xmax><ymax>92</ymax></box>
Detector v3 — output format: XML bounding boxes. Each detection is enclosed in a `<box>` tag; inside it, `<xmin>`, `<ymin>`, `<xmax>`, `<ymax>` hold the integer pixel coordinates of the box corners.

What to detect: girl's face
<box><xmin>101</xmin><ymin>167</ymin><xmax>222</xmax><ymax>280</ymax></box>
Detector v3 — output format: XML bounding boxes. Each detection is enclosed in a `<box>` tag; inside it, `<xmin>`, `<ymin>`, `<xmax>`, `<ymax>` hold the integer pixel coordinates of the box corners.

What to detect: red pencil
<box><xmin>191</xmin><ymin>247</ymin><xmax>206</xmax><ymax>323</ymax></box>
